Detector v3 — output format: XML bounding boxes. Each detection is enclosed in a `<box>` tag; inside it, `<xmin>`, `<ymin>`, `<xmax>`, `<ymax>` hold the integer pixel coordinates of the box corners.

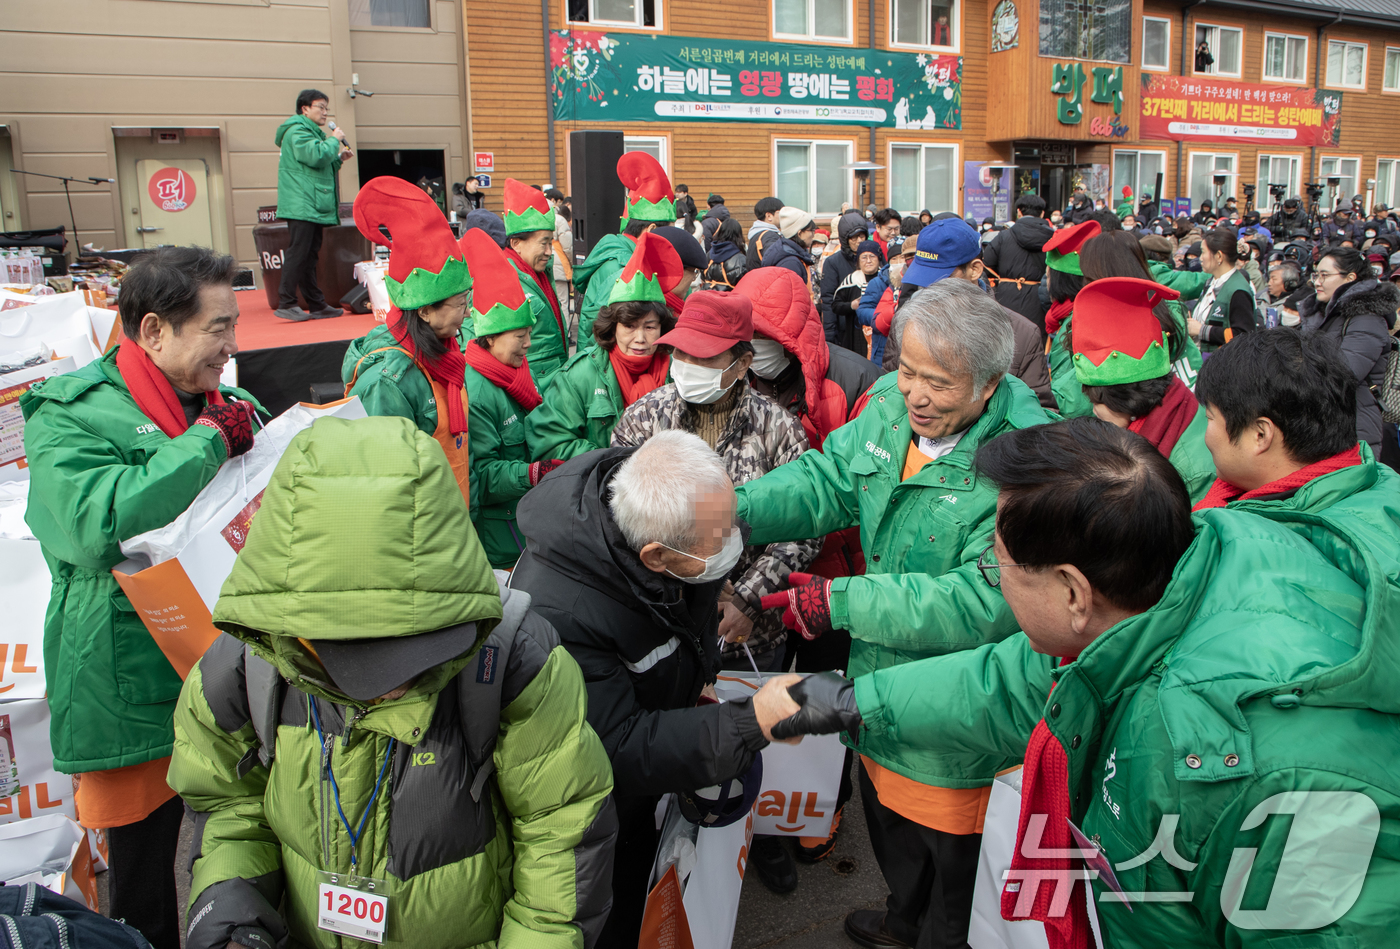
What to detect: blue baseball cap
<box><xmin>904</xmin><ymin>217</ymin><xmax>982</xmax><ymax>287</ymax></box>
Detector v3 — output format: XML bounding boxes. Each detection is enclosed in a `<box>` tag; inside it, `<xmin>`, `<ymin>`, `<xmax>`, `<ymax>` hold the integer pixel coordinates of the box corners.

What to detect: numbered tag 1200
<box><xmin>316</xmin><ymin>871</ymin><xmax>389</xmax><ymax>943</ymax></box>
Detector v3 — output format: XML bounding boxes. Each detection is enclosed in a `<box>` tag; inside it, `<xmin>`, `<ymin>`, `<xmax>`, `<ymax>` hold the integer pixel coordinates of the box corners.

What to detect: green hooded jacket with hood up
<box><xmin>168</xmin><ymin>416</ymin><xmax>616</xmax><ymax>949</ymax></box>
<box><xmin>274</xmin><ymin>113</ymin><xmax>343</xmax><ymax>226</ymax></box>
<box><xmin>851</xmin><ymin>448</ymin><xmax>1400</xmax><ymax>946</ymax></box>
<box><xmin>572</xmin><ymin>234</ymin><xmax>636</xmax><ymax>354</ymax></box>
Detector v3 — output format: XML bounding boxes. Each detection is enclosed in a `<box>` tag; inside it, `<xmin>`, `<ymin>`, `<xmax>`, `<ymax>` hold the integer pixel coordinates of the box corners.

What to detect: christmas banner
<box><xmin>1139</xmin><ymin>74</ymin><xmax>1341</xmax><ymax>146</ymax></box>
<box><xmin>551</xmin><ymin>31</ymin><xmax>962</xmax><ymax>129</ymax></box>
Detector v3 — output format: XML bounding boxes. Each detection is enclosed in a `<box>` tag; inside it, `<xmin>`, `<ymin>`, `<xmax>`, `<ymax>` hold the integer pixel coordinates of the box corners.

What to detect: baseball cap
<box><xmin>656</xmin><ymin>290</ymin><xmax>754</xmax><ymax>358</ymax></box>
<box><xmin>311</xmin><ymin>621</ymin><xmax>481</xmax><ymax>702</ymax></box>
<box><xmin>904</xmin><ymin>218</ymin><xmax>982</xmax><ymax>286</ymax></box>
<box><xmin>652</xmin><ymin>225</ymin><xmax>707</xmax><ymax>270</ymax></box>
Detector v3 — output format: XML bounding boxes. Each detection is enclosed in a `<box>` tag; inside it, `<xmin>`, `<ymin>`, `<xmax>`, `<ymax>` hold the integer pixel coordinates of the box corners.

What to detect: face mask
<box><xmin>671</xmin><ymin>356</ymin><xmax>738</xmax><ymax>405</ymax></box>
<box><xmin>664</xmin><ymin>529</ymin><xmax>744</xmax><ymax>584</ymax></box>
<box><xmin>749</xmin><ymin>338</ymin><xmax>791</xmax><ymax>379</ymax></box>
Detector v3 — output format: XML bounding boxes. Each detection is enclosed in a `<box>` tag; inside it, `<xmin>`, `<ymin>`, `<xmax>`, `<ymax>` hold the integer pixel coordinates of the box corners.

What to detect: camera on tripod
<box><xmin>1269</xmin><ymin>183</ymin><xmax>1287</xmax><ymax>200</ymax></box>
<box><xmin>1305</xmin><ymin>182</ymin><xmax>1325</xmax><ymax>202</ymax></box>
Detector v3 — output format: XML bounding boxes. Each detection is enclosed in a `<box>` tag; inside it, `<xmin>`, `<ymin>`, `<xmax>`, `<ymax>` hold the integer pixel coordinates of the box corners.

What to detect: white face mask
<box><xmin>671</xmin><ymin>356</ymin><xmax>738</xmax><ymax>405</ymax></box>
<box><xmin>664</xmin><ymin>529</ymin><xmax>744</xmax><ymax>584</ymax></box>
<box><xmin>749</xmin><ymin>338</ymin><xmax>791</xmax><ymax>380</ymax></box>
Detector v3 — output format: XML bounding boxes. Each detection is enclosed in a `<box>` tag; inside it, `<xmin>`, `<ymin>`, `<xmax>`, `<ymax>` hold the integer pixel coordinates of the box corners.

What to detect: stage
<box><xmin>231</xmin><ymin>290</ymin><xmax>379</xmax><ymax>415</ymax></box>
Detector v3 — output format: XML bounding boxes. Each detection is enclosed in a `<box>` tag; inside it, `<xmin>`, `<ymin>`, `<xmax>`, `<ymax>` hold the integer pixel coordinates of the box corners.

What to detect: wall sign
<box><xmin>1139</xmin><ymin>75</ymin><xmax>1342</xmax><ymax>146</ymax></box>
<box><xmin>991</xmin><ymin>0</ymin><xmax>1019</xmax><ymax>52</ymax></box>
<box><xmin>473</xmin><ymin>152</ymin><xmax>494</xmax><ymax>173</ymax></box>
<box><xmin>1051</xmin><ymin>63</ymin><xmax>1123</xmax><ymax>125</ymax></box>
<box><xmin>551</xmin><ymin>31</ymin><xmax>963</xmax><ymax>129</ymax></box>
<box><xmin>146</xmin><ymin>167</ymin><xmax>196</xmax><ymax>212</ymax></box>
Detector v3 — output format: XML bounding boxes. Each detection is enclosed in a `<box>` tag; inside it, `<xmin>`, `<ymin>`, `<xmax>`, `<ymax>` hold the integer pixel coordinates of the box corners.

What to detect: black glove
<box><xmin>185</xmin><ymin>876</ymin><xmax>288</xmax><ymax>949</ymax></box>
<box><xmin>196</xmin><ymin>401</ymin><xmax>256</xmax><ymax>458</ymax></box>
<box><xmin>770</xmin><ymin>671</ymin><xmax>862</xmax><ymax>740</ymax></box>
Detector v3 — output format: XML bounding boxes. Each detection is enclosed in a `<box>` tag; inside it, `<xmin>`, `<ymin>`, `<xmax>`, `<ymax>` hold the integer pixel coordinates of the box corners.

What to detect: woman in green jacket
<box><xmin>526</xmin><ymin>231</ymin><xmax>680</xmax><ymax>460</ymax></box>
<box><xmin>342</xmin><ymin>177</ymin><xmax>474</xmax><ymax>500</ymax></box>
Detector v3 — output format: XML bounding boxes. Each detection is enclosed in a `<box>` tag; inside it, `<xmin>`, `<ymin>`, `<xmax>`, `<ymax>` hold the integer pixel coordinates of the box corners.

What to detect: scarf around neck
<box><xmin>1128</xmin><ymin>375</ymin><xmax>1197</xmax><ymax>458</ymax></box>
<box><xmin>464</xmin><ymin>340</ymin><xmax>542</xmax><ymax>412</ymax></box>
<box><xmin>389</xmin><ymin>313</ymin><xmax>468</xmax><ymax>436</ymax></box>
<box><xmin>609</xmin><ymin>347</ymin><xmax>670</xmax><ymax>406</ymax></box>
<box><xmin>1045</xmin><ymin>299</ymin><xmax>1074</xmax><ymax>335</ymax></box>
<box><xmin>502</xmin><ymin>245</ymin><xmax>564</xmax><ymax>340</ymax></box>
<box><xmin>115</xmin><ymin>335</ymin><xmax>225</xmax><ymax>438</ymax></box>
<box><xmin>1193</xmin><ymin>444</ymin><xmax>1362</xmax><ymax>511</ymax></box>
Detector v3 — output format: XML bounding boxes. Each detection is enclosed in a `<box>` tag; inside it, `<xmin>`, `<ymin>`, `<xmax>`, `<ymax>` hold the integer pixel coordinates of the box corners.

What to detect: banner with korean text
<box><xmin>1139</xmin><ymin>74</ymin><xmax>1341</xmax><ymax>146</ymax></box>
<box><xmin>551</xmin><ymin>31</ymin><xmax>962</xmax><ymax>129</ymax></box>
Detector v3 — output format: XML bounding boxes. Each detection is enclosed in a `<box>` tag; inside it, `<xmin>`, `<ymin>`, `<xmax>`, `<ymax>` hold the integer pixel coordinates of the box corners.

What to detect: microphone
<box><xmin>327</xmin><ymin>120</ymin><xmax>352</xmax><ymax>152</ymax></box>
<box><xmin>89</xmin><ymin>177</ymin><xmax>116</xmax><ymax>184</ymax></box>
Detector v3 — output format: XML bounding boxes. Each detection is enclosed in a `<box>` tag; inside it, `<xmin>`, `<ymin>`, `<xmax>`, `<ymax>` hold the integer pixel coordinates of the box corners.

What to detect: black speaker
<box><xmin>569</xmin><ymin>130</ymin><xmax>626</xmax><ymax>261</ymax></box>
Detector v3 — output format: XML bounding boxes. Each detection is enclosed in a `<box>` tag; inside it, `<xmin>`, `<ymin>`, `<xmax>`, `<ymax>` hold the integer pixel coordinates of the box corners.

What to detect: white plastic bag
<box><xmin>0</xmin><ymin>292</ymin><xmax>104</xmax><ymax>368</ymax></box>
<box><xmin>0</xmin><ymin>698</ymin><xmax>76</xmax><ymax>825</ymax></box>
<box><xmin>0</xmin><ymin>813</ymin><xmax>98</xmax><ymax>909</ymax></box>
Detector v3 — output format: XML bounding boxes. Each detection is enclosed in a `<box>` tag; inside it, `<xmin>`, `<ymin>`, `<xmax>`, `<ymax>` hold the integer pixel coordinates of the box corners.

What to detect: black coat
<box><xmin>761</xmin><ymin>234</ymin><xmax>815</xmax><ymax>284</ymax></box>
<box><xmin>983</xmin><ymin>215</ymin><xmax>1052</xmax><ymax>332</ymax></box>
<box><xmin>1299</xmin><ymin>279</ymin><xmax>1399</xmax><ymax>452</ymax></box>
<box><xmin>820</xmin><ymin>213</ymin><xmax>870</xmax><ymax>346</ymax></box>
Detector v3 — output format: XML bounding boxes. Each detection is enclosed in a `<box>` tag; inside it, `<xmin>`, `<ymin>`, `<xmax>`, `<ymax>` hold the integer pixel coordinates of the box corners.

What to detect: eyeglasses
<box><xmin>1310</xmin><ymin>270</ymin><xmax>1344</xmax><ymax>283</ymax></box>
<box><xmin>976</xmin><ymin>543</ymin><xmax>1030</xmax><ymax>588</ymax></box>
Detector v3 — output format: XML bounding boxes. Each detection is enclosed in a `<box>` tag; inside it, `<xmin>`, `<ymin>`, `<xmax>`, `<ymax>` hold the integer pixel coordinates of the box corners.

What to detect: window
<box><xmin>1189</xmin><ymin>152</ymin><xmax>1236</xmax><ymax>209</ymax></box>
<box><xmin>1320</xmin><ymin>157</ymin><xmax>1360</xmax><ymax>209</ymax></box>
<box><xmin>567</xmin><ymin>0</ymin><xmax>657</xmax><ymax>28</ymax></box>
<box><xmin>1257</xmin><ymin>155</ymin><xmax>1302</xmax><ymax>204</ymax></box>
<box><xmin>623</xmin><ymin>136</ymin><xmax>668</xmax><ymax>174</ymax></box>
<box><xmin>774</xmin><ymin>0</ymin><xmax>851</xmax><ymax>41</ymax></box>
<box><xmin>1194</xmin><ymin>24</ymin><xmax>1241</xmax><ymax>77</ymax></box>
<box><xmin>1112</xmin><ymin>150</ymin><xmax>1165</xmax><ymax>209</ymax></box>
<box><xmin>891</xmin><ymin>0</ymin><xmax>957</xmax><ymax>49</ymax></box>
<box><xmin>1263</xmin><ymin>33</ymin><xmax>1307</xmax><ymax>82</ymax></box>
<box><xmin>1039</xmin><ymin>0</ymin><xmax>1132</xmax><ymax>64</ymax></box>
<box><xmin>888</xmin><ymin>143</ymin><xmax>958</xmax><ymax>215</ymax></box>
<box><xmin>775</xmin><ymin>140</ymin><xmax>852</xmax><ymax>216</ymax></box>
<box><xmin>1385</xmin><ymin>47</ymin><xmax>1400</xmax><ymax>91</ymax></box>
<box><xmin>348</xmin><ymin>0</ymin><xmax>429</xmax><ymax>27</ymax></box>
<box><xmin>1377</xmin><ymin>159</ymin><xmax>1400</xmax><ymax>208</ymax></box>
<box><xmin>1142</xmin><ymin>17</ymin><xmax>1170</xmax><ymax>71</ymax></box>
<box><xmin>1327</xmin><ymin>40</ymin><xmax>1367</xmax><ymax>89</ymax></box>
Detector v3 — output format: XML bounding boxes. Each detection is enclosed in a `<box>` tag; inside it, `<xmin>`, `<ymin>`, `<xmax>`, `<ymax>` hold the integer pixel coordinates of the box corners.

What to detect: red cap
<box><xmin>656</xmin><ymin>290</ymin><xmax>753</xmax><ymax>358</ymax></box>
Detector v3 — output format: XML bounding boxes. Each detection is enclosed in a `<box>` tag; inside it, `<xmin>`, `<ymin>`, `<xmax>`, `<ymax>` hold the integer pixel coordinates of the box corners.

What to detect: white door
<box><xmin>135</xmin><ymin>159</ymin><xmax>213</xmax><ymax>248</ymax></box>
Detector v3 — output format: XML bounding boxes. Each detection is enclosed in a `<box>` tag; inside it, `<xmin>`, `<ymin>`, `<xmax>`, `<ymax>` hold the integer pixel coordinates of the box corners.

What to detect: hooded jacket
<box><xmin>274</xmin><ymin>114</ymin><xmax>342</xmax><ymax>226</ymax></box>
<box><xmin>525</xmin><ymin>345</ymin><xmax>637</xmax><ymax>461</ymax></box>
<box><xmin>746</xmin><ymin>220</ymin><xmax>782</xmax><ymax>271</ymax></box>
<box><xmin>983</xmin><ymin>215</ymin><xmax>1052</xmax><ymax>330</ymax></box>
<box><xmin>700</xmin><ymin>204</ymin><xmax>730</xmax><ymax>249</ymax></box>
<box><xmin>856</xmin><ymin>268</ymin><xmax>891</xmax><ymax>366</ymax></box>
<box><xmin>851</xmin><ymin>450</ymin><xmax>1400</xmax><ymax>946</ymax></box>
<box><xmin>1299</xmin><ymin>277</ymin><xmax>1399</xmax><ymax>451</ymax></box>
<box><xmin>341</xmin><ymin>323</ymin><xmax>440</xmax><ymax>435</ymax></box>
<box><xmin>819</xmin><ymin>213</ymin><xmax>871</xmax><ymax>347</ymax></box>
<box><xmin>703</xmin><ymin>239</ymin><xmax>747</xmax><ymax>290</ymax></box>
<box><xmin>573</xmin><ymin>233</ymin><xmax>636</xmax><ymax>354</ymax></box>
<box><xmin>463</xmin><ymin>362</ymin><xmax>534</xmax><ymax>569</ymax></box>
<box><xmin>761</xmin><ymin>233</ymin><xmax>815</xmax><ymax>284</ymax></box>
<box><xmin>169</xmin><ymin>416</ymin><xmax>615</xmax><ymax>949</ymax></box>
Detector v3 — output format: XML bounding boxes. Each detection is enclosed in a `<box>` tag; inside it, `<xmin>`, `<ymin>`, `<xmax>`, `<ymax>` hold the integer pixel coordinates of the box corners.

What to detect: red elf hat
<box><xmin>460</xmin><ymin>228</ymin><xmax>533</xmax><ymax>337</ymax></box>
<box><xmin>1071</xmin><ymin>277</ymin><xmax>1181</xmax><ymax>386</ymax></box>
<box><xmin>618</xmin><ymin>152</ymin><xmax>676</xmax><ymax>226</ymax></box>
<box><xmin>353</xmin><ymin>176</ymin><xmax>471</xmax><ymax>310</ymax></box>
<box><xmin>502</xmin><ymin>178</ymin><xmax>556</xmax><ymax>237</ymax></box>
<box><xmin>1044</xmin><ymin>220</ymin><xmax>1102</xmax><ymax>275</ymax></box>
<box><xmin>609</xmin><ymin>231</ymin><xmax>684</xmax><ymax>304</ymax></box>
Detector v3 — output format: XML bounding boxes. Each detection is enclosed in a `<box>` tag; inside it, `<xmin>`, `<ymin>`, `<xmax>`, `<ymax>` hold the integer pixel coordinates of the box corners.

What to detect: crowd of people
<box><xmin>15</xmin><ymin>128</ymin><xmax>1400</xmax><ymax>949</ymax></box>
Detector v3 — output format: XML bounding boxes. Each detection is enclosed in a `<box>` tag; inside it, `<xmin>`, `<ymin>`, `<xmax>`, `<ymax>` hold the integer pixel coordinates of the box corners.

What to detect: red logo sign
<box><xmin>147</xmin><ymin>167</ymin><xmax>196</xmax><ymax>212</ymax></box>
<box><xmin>473</xmin><ymin>151</ymin><xmax>494</xmax><ymax>173</ymax></box>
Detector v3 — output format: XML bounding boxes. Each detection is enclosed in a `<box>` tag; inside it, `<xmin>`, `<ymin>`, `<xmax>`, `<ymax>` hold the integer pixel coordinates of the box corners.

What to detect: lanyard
<box><xmin>311</xmin><ymin>698</ymin><xmax>396</xmax><ymax>874</ymax></box>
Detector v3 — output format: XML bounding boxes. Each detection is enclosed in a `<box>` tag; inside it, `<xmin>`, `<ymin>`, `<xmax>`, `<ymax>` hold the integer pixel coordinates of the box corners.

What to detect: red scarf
<box><xmin>115</xmin><ymin>335</ymin><xmax>225</xmax><ymax>438</ymax></box>
<box><xmin>389</xmin><ymin>313</ymin><xmax>468</xmax><ymax>436</ymax></box>
<box><xmin>1128</xmin><ymin>375</ymin><xmax>1197</xmax><ymax>458</ymax></box>
<box><xmin>609</xmin><ymin>348</ymin><xmax>670</xmax><ymax>406</ymax></box>
<box><xmin>503</xmin><ymin>246</ymin><xmax>564</xmax><ymax>341</ymax></box>
<box><xmin>1045</xmin><ymin>299</ymin><xmax>1074</xmax><ymax>335</ymax></box>
<box><xmin>464</xmin><ymin>340</ymin><xmax>542</xmax><ymax>412</ymax></box>
<box><xmin>1193</xmin><ymin>444</ymin><xmax>1363</xmax><ymax>511</ymax></box>
<box><xmin>664</xmin><ymin>290</ymin><xmax>686</xmax><ymax>317</ymax></box>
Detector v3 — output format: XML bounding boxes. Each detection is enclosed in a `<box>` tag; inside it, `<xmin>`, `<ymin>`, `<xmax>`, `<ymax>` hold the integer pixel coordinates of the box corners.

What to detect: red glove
<box><xmin>195</xmin><ymin>401</ymin><xmax>255</xmax><ymax>458</ymax></box>
<box><xmin>759</xmin><ymin>572</ymin><xmax>833</xmax><ymax>641</ymax></box>
<box><xmin>529</xmin><ymin>459</ymin><xmax>566</xmax><ymax>486</ymax></box>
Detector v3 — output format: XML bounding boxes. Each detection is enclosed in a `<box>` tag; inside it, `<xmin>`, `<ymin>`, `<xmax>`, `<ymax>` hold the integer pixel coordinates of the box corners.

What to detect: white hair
<box><xmin>609</xmin><ymin>430</ymin><xmax>732</xmax><ymax>552</ymax></box>
<box><xmin>897</xmin><ymin>279</ymin><xmax>1015</xmax><ymax>398</ymax></box>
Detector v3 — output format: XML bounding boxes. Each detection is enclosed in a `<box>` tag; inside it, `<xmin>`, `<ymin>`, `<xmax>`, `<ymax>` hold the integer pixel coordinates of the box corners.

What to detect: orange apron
<box><xmin>348</xmin><ymin>346</ymin><xmax>471</xmax><ymax>502</ymax></box>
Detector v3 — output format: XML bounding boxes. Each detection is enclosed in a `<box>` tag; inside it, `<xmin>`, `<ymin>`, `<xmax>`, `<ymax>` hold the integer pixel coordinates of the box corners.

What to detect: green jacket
<box><xmin>854</xmin><ymin>451</ymin><xmax>1400</xmax><ymax>945</ymax></box>
<box><xmin>1047</xmin><ymin>315</ymin><xmax>1092</xmax><ymax>419</ymax></box>
<box><xmin>525</xmin><ymin>346</ymin><xmax>627</xmax><ymax>461</ymax></box>
<box><xmin>735</xmin><ymin>372</ymin><xmax>1051</xmax><ymax>784</ymax></box>
<box><xmin>1149</xmin><ymin>260</ymin><xmax>1211</xmax><ymax>302</ymax></box>
<box><xmin>465</xmin><ymin>364</ymin><xmax>534</xmax><ymax>569</ymax></box>
<box><xmin>342</xmin><ymin>325</ymin><xmax>440</xmax><ymax>435</ymax></box>
<box><xmin>506</xmin><ymin>259</ymin><xmax>566</xmax><ymax>389</ymax></box>
<box><xmin>274</xmin><ymin>114</ymin><xmax>343</xmax><ymax>226</ymax></box>
<box><xmin>1167</xmin><ymin>407</ymin><xmax>1215</xmax><ymax>504</ymax></box>
<box><xmin>169</xmin><ymin>415</ymin><xmax>615</xmax><ymax>949</ymax></box>
<box><xmin>19</xmin><ymin>348</ymin><xmax>258</xmax><ymax>772</ymax></box>
<box><xmin>572</xmin><ymin>234</ymin><xmax>635</xmax><ymax>354</ymax></box>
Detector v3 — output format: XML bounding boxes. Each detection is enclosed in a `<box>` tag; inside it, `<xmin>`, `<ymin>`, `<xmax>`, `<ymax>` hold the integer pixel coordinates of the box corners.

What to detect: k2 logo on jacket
<box><xmin>411</xmin><ymin>752</ymin><xmax>437</xmax><ymax>767</ymax></box>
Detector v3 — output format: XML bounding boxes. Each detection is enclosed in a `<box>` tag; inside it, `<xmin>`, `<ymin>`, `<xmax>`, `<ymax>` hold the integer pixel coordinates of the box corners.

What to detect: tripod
<box><xmin>8</xmin><ymin>169</ymin><xmax>115</xmax><ymax>256</ymax></box>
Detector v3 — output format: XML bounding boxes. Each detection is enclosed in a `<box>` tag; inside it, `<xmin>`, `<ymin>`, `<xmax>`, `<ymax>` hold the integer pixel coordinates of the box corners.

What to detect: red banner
<box><xmin>1139</xmin><ymin>74</ymin><xmax>1341</xmax><ymax>146</ymax></box>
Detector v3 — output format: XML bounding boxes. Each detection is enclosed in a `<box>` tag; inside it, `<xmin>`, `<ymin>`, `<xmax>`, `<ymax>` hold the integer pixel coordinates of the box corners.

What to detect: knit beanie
<box><xmin>779</xmin><ymin>207</ymin><xmax>814</xmax><ymax>239</ymax></box>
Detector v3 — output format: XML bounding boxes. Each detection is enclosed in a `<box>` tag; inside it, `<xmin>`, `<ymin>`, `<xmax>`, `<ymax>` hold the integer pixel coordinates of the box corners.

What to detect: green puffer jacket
<box><xmin>341</xmin><ymin>324</ymin><xmax>439</xmax><ymax>435</ymax></box>
<box><xmin>506</xmin><ymin>259</ymin><xmax>566</xmax><ymax>389</ymax></box>
<box><xmin>169</xmin><ymin>415</ymin><xmax>615</xmax><ymax>949</ymax></box>
<box><xmin>736</xmin><ymin>372</ymin><xmax>1051</xmax><ymax>784</ymax></box>
<box><xmin>464</xmin><ymin>364</ymin><xmax>534</xmax><ymax>569</ymax></box>
<box><xmin>572</xmin><ymin>234</ymin><xmax>635</xmax><ymax>354</ymax></box>
<box><xmin>19</xmin><ymin>348</ymin><xmax>259</xmax><ymax>773</ymax></box>
<box><xmin>526</xmin><ymin>347</ymin><xmax>628</xmax><ymax>460</ymax></box>
<box><xmin>1047</xmin><ymin>315</ymin><xmax>1091</xmax><ymax>418</ymax></box>
<box><xmin>274</xmin><ymin>114</ymin><xmax>342</xmax><ymax>226</ymax></box>
<box><xmin>1166</xmin><ymin>407</ymin><xmax>1215</xmax><ymax>504</ymax></box>
<box><xmin>854</xmin><ymin>451</ymin><xmax>1400</xmax><ymax>945</ymax></box>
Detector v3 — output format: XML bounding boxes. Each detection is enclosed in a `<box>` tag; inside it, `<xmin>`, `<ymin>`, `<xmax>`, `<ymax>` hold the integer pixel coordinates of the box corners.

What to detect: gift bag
<box><xmin>1</xmin><ymin>357</ymin><xmax>78</xmax><ymax>482</ymax></box>
<box><xmin>640</xmin><ymin>794</ymin><xmax>754</xmax><ymax>949</ymax></box>
<box><xmin>0</xmin><ymin>698</ymin><xmax>76</xmax><ymax>826</ymax></box>
<box><xmin>0</xmin><ymin>291</ymin><xmax>107</xmax><ymax>368</ymax></box>
<box><xmin>0</xmin><ymin>484</ymin><xmax>51</xmax><ymax>701</ymax></box>
<box><xmin>114</xmin><ymin>398</ymin><xmax>367</xmax><ymax>678</ymax></box>
<box><xmin>0</xmin><ymin>813</ymin><xmax>99</xmax><ymax>910</ymax></box>
<box><xmin>712</xmin><ymin>673</ymin><xmax>845</xmax><ymax>839</ymax></box>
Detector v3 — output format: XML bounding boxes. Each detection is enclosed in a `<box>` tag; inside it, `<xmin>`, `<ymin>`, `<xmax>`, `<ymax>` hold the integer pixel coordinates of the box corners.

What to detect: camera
<box><xmin>1269</xmin><ymin>183</ymin><xmax>1287</xmax><ymax>200</ymax></box>
<box><xmin>1306</xmin><ymin>182</ymin><xmax>1325</xmax><ymax>201</ymax></box>
<box><xmin>1242</xmin><ymin>183</ymin><xmax>1256</xmax><ymax>199</ymax></box>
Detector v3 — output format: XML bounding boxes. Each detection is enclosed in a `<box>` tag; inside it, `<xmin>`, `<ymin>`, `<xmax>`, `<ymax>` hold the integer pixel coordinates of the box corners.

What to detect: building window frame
<box><xmin>1375</xmin><ymin>158</ymin><xmax>1400</xmax><ymax>208</ymax></box>
<box><xmin>1194</xmin><ymin>22</ymin><xmax>1243</xmax><ymax>78</ymax></box>
<box><xmin>772</xmin><ymin>0</ymin><xmax>854</xmax><ymax>44</ymax></box>
<box><xmin>1326</xmin><ymin>39</ymin><xmax>1368</xmax><ymax>90</ymax></box>
<box><xmin>773</xmin><ymin>137</ymin><xmax>855</xmax><ymax>217</ymax></box>
<box><xmin>566</xmin><ymin>0</ymin><xmax>662</xmax><ymax>32</ymax></box>
<box><xmin>1262</xmin><ymin>32</ymin><xmax>1308</xmax><ymax>84</ymax></box>
<box><xmin>1256</xmin><ymin>153</ymin><xmax>1304</xmax><ymax>206</ymax></box>
<box><xmin>1319</xmin><ymin>155</ymin><xmax>1362</xmax><ymax>210</ymax></box>
<box><xmin>1188</xmin><ymin>151</ymin><xmax>1238</xmax><ymax>209</ymax></box>
<box><xmin>348</xmin><ymin>0</ymin><xmax>436</xmax><ymax>31</ymax></box>
<box><xmin>888</xmin><ymin>0</ymin><xmax>960</xmax><ymax>52</ymax></box>
<box><xmin>1111</xmin><ymin>149</ymin><xmax>1168</xmax><ymax>211</ymax></box>
<box><xmin>623</xmin><ymin>134</ymin><xmax>670</xmax><ymax>178</ymax></box>
<box><xmin>886</xmin><ymin>140</ymin><xmax>960</xmax><ymax>217</ymax></box>
<box><xmin>1383</xmin><ymin>47</ymin><xmax>1400</xmax><ymax>92</ymax></box>
<box><xmin>1141</xmin><ymin>16</ymin><xmax>1171</xmax><ymax>72</ymax></box>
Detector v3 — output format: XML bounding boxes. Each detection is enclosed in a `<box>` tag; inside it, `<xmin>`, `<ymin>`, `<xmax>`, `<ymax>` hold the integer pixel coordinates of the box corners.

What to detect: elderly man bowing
<box><xmin>736</xmin><ymin>277</ymin><xmax>1052</xmax><ymax>949</ymax></box>
<box><xmin>20</xmin><ymin>246</ymin><xmax>259</xmax><ymax>949</ymax></box>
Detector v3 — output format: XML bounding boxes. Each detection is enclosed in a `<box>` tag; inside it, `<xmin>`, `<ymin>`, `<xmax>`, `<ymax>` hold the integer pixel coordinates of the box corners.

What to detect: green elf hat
<box><xmin>1043</xmin><ymin>219</ymin><xmax>1101</xmax><ymax>276</ymax></box>
<box><xmin>460</xmin><ymin>228</ymin><xmax>534</xmax><ymax>338</ymax></box>
<box><xmin>353</xmin><ymin>176</ymin><xmax>472</xmax><ymax>310</ymax></box>
<box><xmin>608</xmin><ymin>231</ymin><xmax>683</xmax><ymax>305</ymax></box>
<box><xmin>1072</xmin><ymin>277</ymin><xmax>1181</xmax><ymax>386</ymax></box>
<box><xmin>617</xmin><ymin>152</ymin><xmax>676</xmax><ymax>228</ymax></box>
<box><xmin>502</xmin><ymin>178</ymin><xmax>555</xmax><ymax>237</ymax></box>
